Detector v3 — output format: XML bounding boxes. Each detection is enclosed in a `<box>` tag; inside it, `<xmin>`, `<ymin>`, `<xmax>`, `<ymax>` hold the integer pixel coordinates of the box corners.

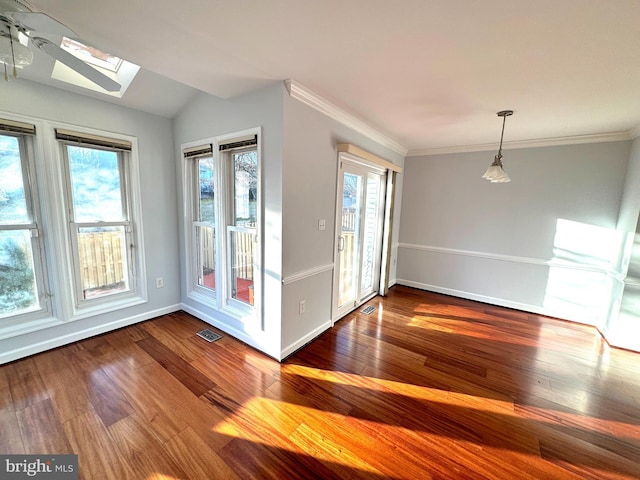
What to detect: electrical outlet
<box><xmin>299</xmin><ymin>300</ymin><xmax>306</xmax><ymax>314</ymax></box>
<box><xmin>155</xmin><ymin>277</ymin><xmax>164</xmax><ymax>288</ymax></box>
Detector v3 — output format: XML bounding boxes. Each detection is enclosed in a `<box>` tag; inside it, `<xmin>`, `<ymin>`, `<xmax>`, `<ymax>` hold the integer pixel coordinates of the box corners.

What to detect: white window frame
<box><xmin>183</xmin><ymin>127</ymin><xmax>261</xmax><ymax>324</ymax></box>
<box><xmin>56</xmin><ymin>127</ymin><xmax>147</xmax><ymax>315</ymax></box>
<box><xmin>190</xmin><ymin>145</ymin><xmax>218</xmax><ymax>302</ymax></box>
<box><xmin>0</xmin><ymin>126</ymin><xmax>52</xmax><ymax>327</ymax></box>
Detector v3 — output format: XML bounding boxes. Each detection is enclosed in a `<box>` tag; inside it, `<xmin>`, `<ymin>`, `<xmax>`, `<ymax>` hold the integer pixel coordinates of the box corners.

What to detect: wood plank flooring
<box><xmin>1</xmin><ymin>285</ymin><xmax>639</xmax><ymax>479</ymax></box>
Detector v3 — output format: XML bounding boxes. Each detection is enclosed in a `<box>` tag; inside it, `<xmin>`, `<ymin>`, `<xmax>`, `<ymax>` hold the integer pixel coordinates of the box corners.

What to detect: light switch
<box><xmin>318</xmin><ymin>219</ymin><xmax>326</xmax><ymax>231</ymax></box>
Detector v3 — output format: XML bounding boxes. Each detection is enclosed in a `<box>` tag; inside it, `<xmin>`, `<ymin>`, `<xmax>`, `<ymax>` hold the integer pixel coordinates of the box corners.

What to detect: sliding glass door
<box><xmin>333</xmin><ymin>156</ymin><xmax>386</xmax><ymax>320</ymax></box>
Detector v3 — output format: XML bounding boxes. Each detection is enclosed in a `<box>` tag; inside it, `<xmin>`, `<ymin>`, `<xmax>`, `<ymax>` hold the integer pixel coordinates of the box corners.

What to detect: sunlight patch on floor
<box><xmin>283</xmin><ymin>364</ymin><xmax>513</xmax><ymax>414</ymax></box>
<box><xmin>212</xmin><ymin>396</ymin><xmax>383</xmax><ymax>473</ymax></box>
<box><xmin>406</xmin><ymin>316</ymin><xmax>454</xmax><ymax>333</ymax></box>
<box><xmin>283</xmin><ymin>364</ymin><xmax>640</xmax><ymax>439</ymax></box>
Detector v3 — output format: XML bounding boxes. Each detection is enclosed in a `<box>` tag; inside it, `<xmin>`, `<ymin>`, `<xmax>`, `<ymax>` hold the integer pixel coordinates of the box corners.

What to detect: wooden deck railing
<box><xmin>79</xmin><ymin>212</ymin><xmax>357</xmax><ymax>293</ymax></box>
<box><xmin>198</xmin><ymin>226</ymin><xmax>254</xmax><ymax>281</ymax></box>
<box><xmin>77</xmin><ymin>231</ymin><xmax>126</xmax><ymax>291</ymax></box>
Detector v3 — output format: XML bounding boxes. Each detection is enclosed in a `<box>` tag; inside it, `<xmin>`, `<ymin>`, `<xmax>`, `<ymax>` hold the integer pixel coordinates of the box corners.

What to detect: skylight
<box><xmin>61</xmin><ymin>37</ymin><xmax>123</xmax><ymax>72</ymax></box>
<box><xmin>52</xmin><ymin>37</ymin><xmax>140</xmax><ymax>98</ymax></box>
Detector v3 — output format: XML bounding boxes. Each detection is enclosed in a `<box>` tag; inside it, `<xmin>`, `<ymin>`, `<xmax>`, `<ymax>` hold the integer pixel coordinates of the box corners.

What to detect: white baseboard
<box><xmin>396</xmin><ymin>279</ymin><xmax>550</xmax><ymax>317</ymax></box>
<box><xmin>181</xmin><ymin>303</ymin><xmax>281</xmax><ymax>360</ymax></box>
<box><xmin>183</xmin><ymin>303</ymin><xmax>331</xmax><ymax>361</ymax></box>
<box><xmin>280</xmin><ymin>320</ymin><xmax>332</xmax><ymax>359</ymax></box>
<box><xmin>0</xmin><ymin>304</ymin><xmax>181</xmax><ymax>365</ymax></box>
<box><xmin>396</xmin><ymin>279</ymin><xmax>607</xmax><ymax>328</ymax></box>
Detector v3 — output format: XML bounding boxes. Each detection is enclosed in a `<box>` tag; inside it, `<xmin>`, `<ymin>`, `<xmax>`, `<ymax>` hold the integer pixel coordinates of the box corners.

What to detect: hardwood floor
<box><xmin>1</xmin><ymin>285</ymin><xmax>639</xmax><ymax>479</ymax></box>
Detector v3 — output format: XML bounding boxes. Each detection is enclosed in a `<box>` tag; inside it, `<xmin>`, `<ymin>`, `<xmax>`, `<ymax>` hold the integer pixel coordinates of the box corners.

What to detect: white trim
<box><xmin>396</xmin><ymin>279</ymin><xmax>552</xmax><ymax>317</ymax></box>
<box><xmin>629</xmin><ymin>124</ymin><xmax>640</xmax><ymax>140</ymax></box>
<box><xmin>398</xmin><ymin>242</ymin><xmax>617</xmax><ymax>275</ymax></box>
<box><xmin>0</xmin><ymin>316</ymin><xmax>63</xmax><ymax>342</ymax></box>
<box><xmin>285</xmin><ymin>79</ymin><xmax>408</xmax><ymax>157</ymax></box>
<box><xmin>407</xmin><ymin>131</ymin><xmax>632</xmax><ymax>157</ymax></box>
<box><xmin>0</xmin><ymin>304</ymin><xmax>181</xmax><ymax>365</ymax></box>
<box><xmin>337</xmin><ymin>144</ymin><xmax>402</xmax><ymax>173</ymax></box>
<box><xmin>180</xmin><ymin>128</ymin><xmax>262</xmax><ymax>328</ymax></box>
<box><xmin>181</xmin><ymin>302</ymin><xmax>281</xmax><ymax>360</ymax></box>
<box><xmin>68</xmin><ymin>296</ymin><xmax>147</xmax><ymax>322</ymax></box>
<box><xmin>282</xmin><ymin>263</ymin><xmax>334</xmax><ymax>285</ymax></box>
<box><xmin>396</xmin><ymin>279</ymin><xmax>605</xmax><ymax>330</ymax></box>
<box><xmin>400</xmin><ymin>242</ymin><xmax>546</xmax><ymax>265</ymax></box>
<box><xmin>280</xmin><ymin>319</ymin><xmax>332</xmax><ymax>359</ymax></box>
<box><xmin>56</xmin><ymin>127</ymin><xmax>148</xmax><ymax>317</ymax></box>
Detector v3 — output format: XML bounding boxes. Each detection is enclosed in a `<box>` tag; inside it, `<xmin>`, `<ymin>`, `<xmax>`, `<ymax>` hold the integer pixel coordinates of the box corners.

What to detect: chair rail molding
<box><xmin>282</xmin><ymin>263</ymin><xmax>334</xmax><ymax>286</ymax></box>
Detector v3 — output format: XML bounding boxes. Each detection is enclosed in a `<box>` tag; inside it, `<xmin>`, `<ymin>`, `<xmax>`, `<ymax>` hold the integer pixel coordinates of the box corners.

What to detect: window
<box><xmin>0</xmin><ymin>120</ymin><xmax>49</xmax><ymax>320</ymax></box>
<box><xmin>184</xmin><ymin>130</ymin><xmax>260</xmax><ymax>315</ymax></box>
<box><xmin>58</xmin><ymin>129</ymin><xmax>135</xmax><ymax>305</ymax></box>
<box><xmin>224</xmin><ymin>146</ymin><xmax>258</xmax><ymax>306</ymax></box>
<box><xmin>185</xmin><ymin>145</ymin><xmax>217</xmax><ymax>293</ymax></box>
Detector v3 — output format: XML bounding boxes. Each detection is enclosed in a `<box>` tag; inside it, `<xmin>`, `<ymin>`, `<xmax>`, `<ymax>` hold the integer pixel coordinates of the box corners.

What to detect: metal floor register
<box><xmin>196</xmin><ymin>329</ymin><xmax>222</xmax><ymax>342</ymax></box>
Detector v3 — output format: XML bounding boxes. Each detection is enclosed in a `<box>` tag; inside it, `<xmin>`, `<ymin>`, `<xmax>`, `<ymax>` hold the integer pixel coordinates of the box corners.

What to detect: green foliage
<box><xmin>0</xmin><ymin>238</ymin><xmax>36</xmax><ymax>315</ymax></box>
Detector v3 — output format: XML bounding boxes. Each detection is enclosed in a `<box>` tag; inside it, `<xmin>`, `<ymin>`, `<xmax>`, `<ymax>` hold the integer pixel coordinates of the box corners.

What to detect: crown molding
<box><xmin>406</xmin><ymin>131</ymin><xmax>633</xmax><ymax>157</ymax></box>
<box><xmin>629</xmin><ymin>124</ymin><xmax>640</xmax><ymax>140</ymax></box>
<box><xmin>284</xmin><ymin>79</ymin><xmax>408</xmax><ymax>157</ymax></box>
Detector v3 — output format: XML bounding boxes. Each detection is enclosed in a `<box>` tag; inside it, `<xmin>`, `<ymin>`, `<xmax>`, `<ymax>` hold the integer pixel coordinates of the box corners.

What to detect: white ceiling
<box><xmin>19</xmin><ymin>0</ymin><xmax>640</xmax><ymax>154</ymax></box>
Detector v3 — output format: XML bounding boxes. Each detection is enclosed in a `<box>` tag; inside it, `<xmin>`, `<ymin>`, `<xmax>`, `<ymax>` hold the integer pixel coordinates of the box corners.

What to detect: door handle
<box><xmin>338</xmin><ymin>236</ymin><xmax>345</xmax><ymax>252</ymax></box>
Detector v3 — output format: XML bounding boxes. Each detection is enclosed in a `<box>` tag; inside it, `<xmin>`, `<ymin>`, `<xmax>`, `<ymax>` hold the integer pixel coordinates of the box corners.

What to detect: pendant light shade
<box><xmin>483</xmin><ymin>110</ymin><xmax>513</xmax><ymax>183</ymax></box>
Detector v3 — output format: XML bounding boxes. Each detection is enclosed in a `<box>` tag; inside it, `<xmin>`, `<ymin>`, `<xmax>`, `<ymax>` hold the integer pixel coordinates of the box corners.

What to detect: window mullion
<box><xmin>0</xmin><ymin>223</ymin><xmax>38</xmax><ymax>231</ymax></box>
<box><xmin>71</xmin><ymin>221</ymin><xmax>130</xmax><ymax>228</ymax></box>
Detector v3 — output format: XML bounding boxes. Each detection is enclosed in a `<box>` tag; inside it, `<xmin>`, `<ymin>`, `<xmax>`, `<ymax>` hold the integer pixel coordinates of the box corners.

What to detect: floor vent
<box><xmin>360</xmin><ymin>305</ymin><xmax>376</xmax><ymax>315</ymax></box>
<box><xmin>197</xmin><ymin>329</ymin><xmax>222</xmax><ymax>342</ymax></box>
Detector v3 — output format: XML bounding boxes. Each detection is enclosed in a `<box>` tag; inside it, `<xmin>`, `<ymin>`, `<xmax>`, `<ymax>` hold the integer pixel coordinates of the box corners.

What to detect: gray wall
<box><xmin>0</xmin><ymin>79</ymin><xmax>181</xmax><ymax>363</ymax></box>
<box><xmin>171</xmin><ymin>82</ymin><xmax>406</xmax><ymax>359</ymax></box>
<box><xmin>172</xmin><ymin>83</ymin><xmax>284</xmax><ymax>358</ymax></box>
<box><xmin>281</xmin><ymin>91</ymin><xmax>405</xmax><ymax>355</ymax></box>
<box><xmin>398</xmin><ymin>141</ymin><xmax>630</xmax><ymax>328</ymax></box>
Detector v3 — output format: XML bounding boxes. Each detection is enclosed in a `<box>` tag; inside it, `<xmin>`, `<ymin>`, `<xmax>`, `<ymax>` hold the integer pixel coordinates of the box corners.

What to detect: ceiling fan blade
<box><xmin>7</xmin><ymin>12</ymin><xmax>76</xmax><ymax>37</ymax></box>
<box><xmin>31</xmin><ymin>36</ymin><xmax>121</xmax><ymax>92</ymax></box>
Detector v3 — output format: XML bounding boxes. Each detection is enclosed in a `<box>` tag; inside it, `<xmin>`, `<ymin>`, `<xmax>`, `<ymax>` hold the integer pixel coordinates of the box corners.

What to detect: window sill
<box><xmin>187</xmin><ymin>288</ymin><xmax>256</xmax><ymax>324</ymax></box>
<box><xmin>220</xmin><ymin>301</ymin><xmax>255</xmax><ymax>324</ymax></box>
<box><xmin>70</xmin><ymin>294</ymin><xmax>147</xmax><ymax>322</ymax></box>
<box><xmin>187</xmin><ymin>287</ymin><xmax>218</xmax><ymax>311</ymax></box>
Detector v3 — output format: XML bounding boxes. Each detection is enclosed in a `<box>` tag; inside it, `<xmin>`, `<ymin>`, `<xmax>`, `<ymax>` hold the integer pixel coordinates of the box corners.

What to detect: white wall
<box><xmin>172</xmin><ymin>83</ymin><xmax>284</xmax><ymax>358</ymax></box>
<box><xmin>281</xmin><ymin>92</ymin><xmax>405</xmax><ymax>356</ymax></box>
<box><xmin>0</xmin><ymin>79</ymin><xmax>181</xmax><ymax>363</ymax></box>
<box><xmin>398</xmin><ymin>141</ymin><xmax>630</xmax><ymax>328</ymax></box>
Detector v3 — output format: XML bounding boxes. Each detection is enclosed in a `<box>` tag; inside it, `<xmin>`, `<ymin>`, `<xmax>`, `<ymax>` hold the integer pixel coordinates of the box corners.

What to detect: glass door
<box><xmin>359</xmin><ymin>171</ymin><xmax>386</xmax><ymax>299</ymax></box>
<box><xmin>333</xmin><ymin>156</ymin><xmax>386</xmax><ymax>321</ymax></box>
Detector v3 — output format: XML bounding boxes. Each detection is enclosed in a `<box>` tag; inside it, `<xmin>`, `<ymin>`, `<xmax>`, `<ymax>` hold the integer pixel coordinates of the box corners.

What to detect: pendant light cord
<box><xmin>497</xmin><ymin>114</ymin><xmax>507</xmax><ymax>158</ymax></box>
<box><xmin>9</xmin><ymin>32</ymin><xmax>18</xmax><ymax>78</ymax></box>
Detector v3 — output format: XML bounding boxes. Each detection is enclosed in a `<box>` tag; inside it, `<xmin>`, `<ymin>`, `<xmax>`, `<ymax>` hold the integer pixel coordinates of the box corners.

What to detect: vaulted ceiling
<box><xmin>22</xmin><ymin>0</ymin><xmax>640</xmax><ymax>154</ymax></box>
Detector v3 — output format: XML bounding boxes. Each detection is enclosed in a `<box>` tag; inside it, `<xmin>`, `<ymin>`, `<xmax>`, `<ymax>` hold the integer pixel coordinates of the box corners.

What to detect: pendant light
<box><xmin>483</xmin><ymin>110</ymin><xmax>513</xmax><ymax>183</ymax></box>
